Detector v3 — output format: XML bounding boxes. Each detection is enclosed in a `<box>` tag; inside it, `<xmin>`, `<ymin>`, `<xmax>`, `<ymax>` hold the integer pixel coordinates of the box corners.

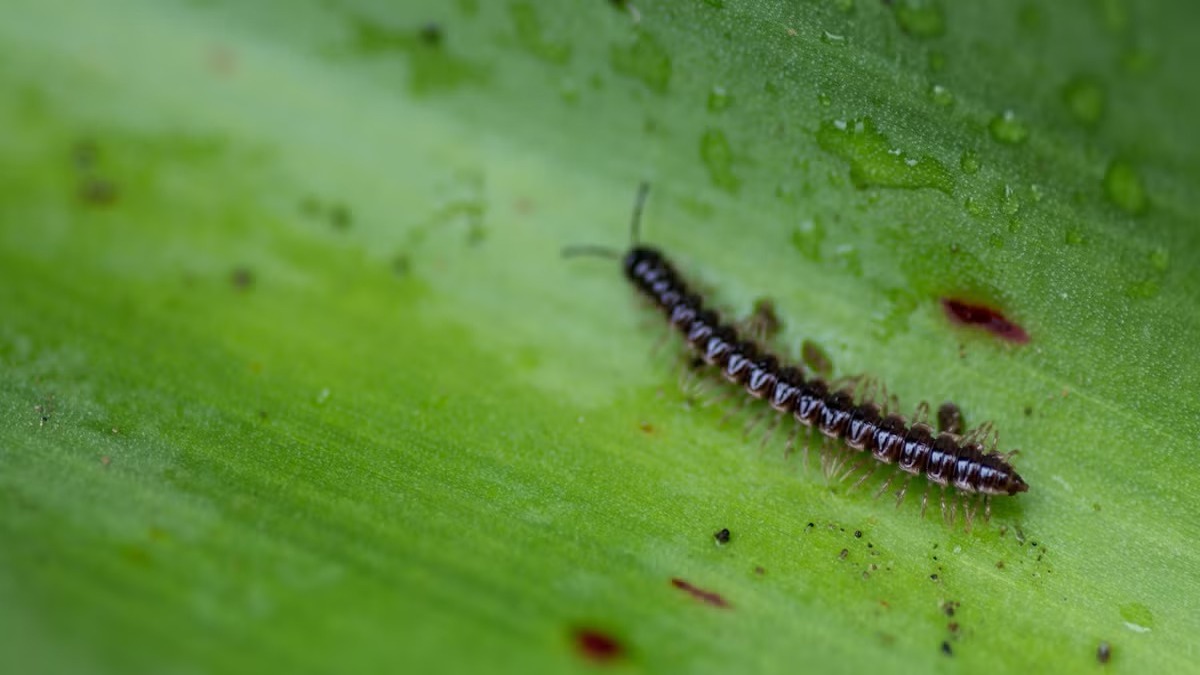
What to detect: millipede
<box><xmin>565</xmin><ymin>183</ymin><xmax>1029</xmax><ymax>525</ymax></box>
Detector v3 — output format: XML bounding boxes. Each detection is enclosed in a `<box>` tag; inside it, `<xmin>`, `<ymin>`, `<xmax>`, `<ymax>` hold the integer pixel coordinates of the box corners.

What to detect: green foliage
<box><xmin>2</xmin><ymin>1</ymin><xmax>1198</xmax><ymax>673</ymax></box>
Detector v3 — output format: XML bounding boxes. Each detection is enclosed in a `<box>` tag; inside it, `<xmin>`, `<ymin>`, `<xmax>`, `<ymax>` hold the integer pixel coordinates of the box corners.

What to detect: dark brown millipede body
<box><xmin>568</xmin><ymin>183</ymin><xmax>1029</xmax><ymax>522</ymax></box>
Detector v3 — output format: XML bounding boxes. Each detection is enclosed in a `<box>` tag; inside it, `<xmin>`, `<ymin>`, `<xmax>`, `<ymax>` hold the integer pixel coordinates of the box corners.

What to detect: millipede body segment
<box><xmin>569</xmin><ymin>183</ymin><xmax>1028</xmax><ymax>520</ymax></box>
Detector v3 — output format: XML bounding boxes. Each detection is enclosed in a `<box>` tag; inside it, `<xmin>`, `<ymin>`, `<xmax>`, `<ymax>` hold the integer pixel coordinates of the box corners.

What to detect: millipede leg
<box><xmin>984</xmin><ymin>495</ymin><xmax>992</xmax><ymax>523</ymax></box>
<box><xmin>920</xmin><ymin>485</ymin><xmax>930</xmax><ymax>519</ymax></box>
<box><xmin>914</xmin><ymin>401</ymin><xmax>931</xmax><ymax>426</ymax></box>
<box><xmin>701</xmin><ymin>385</ymin><xmax>733</xmax><ymax>409</ymax></box>
<box><xmin>939</xmin><ymin>486</ymin><xmax>949</xmax><ymax>524</ymax></box>
<box><xmin>894</xmin><ymin>476</ymin><xmax>913</xmax><ymax>508</ymax></box>
<box><xmin>963</xmin><ymin>494</ymin><xmax>976</xmax><ymax>532</ymax></box>
<box><xmin>758</xmin><ymin>413</ymin><xmax>780</xmax><ymax>450</ymax></box>
<box><xmin>784</xmin><ymin>424</ymin><xmax>800</xmax><ymax>458</ymax></box>
<box><xmin>850</xmin><ymin>464</ymin><xmax>879</xmax><ymax>492</ymax></box>
<box><xmin>742</xmin><ymin>408</ymin><xmax>768</xmax><ymax>439</ymax></box>
<box><xmin>874</xmin><ymin>469</ymin><xmax>898</xmax><ymax>499</ymax></box>
<box><xmin>838</xmin><ymin>456</ymin><xmax>869</xmax><ymax>483</ymax></box>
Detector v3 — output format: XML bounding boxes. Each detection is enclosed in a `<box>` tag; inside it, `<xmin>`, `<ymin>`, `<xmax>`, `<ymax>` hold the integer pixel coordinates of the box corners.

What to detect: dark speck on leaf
<box><xmin>231</xmin><ymin>267</ymin><xmax>255</xmax><ymax>290</ymax></box>
<box><xmin>714</xmin><ymin>528</ymin><xmax>731</xmax><ymax>545</ymax></box>
<box><xmin>854</xmin><ymin>530</ymin><xmax>862</xmax><ymax>538</ymax></box>
<box><xmin>839</xmin><ymin>548</ymin><xmax>849</xmax><ymax>560</ymax></box>
<box><xmin>1097</xmin><ymin>641</ymin><xmax>1111</xmax><ymax>664</ymax></box>
<box><xmin>573</xmin><ymin>627</ymin><xmax>622</xmax><ymax>662</ymax></box>
<box><xmin>941</xmin><ymin>641</ymin><xmax>953</xmax><ymax>656</ymax></box>
<box><xmin>419</xmin><ymin>22</ymin><xmax>443</xmax><ymax>46</ymax></box>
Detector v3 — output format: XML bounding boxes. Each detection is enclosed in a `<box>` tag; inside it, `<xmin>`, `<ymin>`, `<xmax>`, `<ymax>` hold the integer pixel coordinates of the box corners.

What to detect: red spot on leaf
<box><xmin>573</xmin><ymin>628</ymin><xmax>623</xmax><ymax>663</ymax></box>
<box><xmin>670</xmin><ymin>578</ymin><xmax>730</xmax><ymax>608</ymax></box>
<box><xmin>941</xmin><ymin>298</ymin><xmax>1029</xmax><ymax>344</ymax></box>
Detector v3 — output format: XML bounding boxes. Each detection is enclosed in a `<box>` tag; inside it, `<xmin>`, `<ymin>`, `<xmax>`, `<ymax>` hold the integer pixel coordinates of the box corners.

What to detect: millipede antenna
<box><xmin>629</xmin><ymin>181</ymin><xmax>651</xmax><ymax>245</ymax></box>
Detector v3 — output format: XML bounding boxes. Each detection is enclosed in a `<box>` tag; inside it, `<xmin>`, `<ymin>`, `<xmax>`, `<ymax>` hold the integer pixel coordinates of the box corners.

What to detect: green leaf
<box><xmin>3</xmin><ymin>1</ymin><xmax>1198</xmax><ymax>673</ymax></box>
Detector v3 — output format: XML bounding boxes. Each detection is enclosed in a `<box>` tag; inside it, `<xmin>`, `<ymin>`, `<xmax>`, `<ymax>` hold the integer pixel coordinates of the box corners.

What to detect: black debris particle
<box><xmin>941</xmin><ymin>641</ymin><xmax>953</xmax><ymax>656</ymax></box>
<box><xmin>1097</xmin><ymin>641</ymin><xmax>1111</xmax><ymax>664</ymax></box>
<box><xmin>805</xmin><ymin>522</ymin><xmax>815</xmax><ymax>531</ymax></box>
<box><xmin>942</xmin><ymin>600</ymin><xmax>959</xmax><ymax>617</ymax></box>
<box><xmin>754</xmin><ymin>566</ymin><xmax>765</xmax><ymax>575</ymax></box>
<box><xmin>947</xmin><ymin>621</ymin><xmax>959</xmax><ymax>633</ymax></box>
<box><xmin>930</xmin><ymin>574</ymin><xmax>939</xmax><ymax>581</ymax></box>
<box><xmin>714</xmin><ymin>528</ymin><xmax>731</xmax><ymax>545</ymax></box>
<box><xmin>996</xmin><ymin>560</ymin><xmax>1005</xmax><ymax>569</ymax></box>
<box><xmin>839</xmin><ymin>548</ymin><xmax>849</xmax><ymax>560</ymax></box>
<box><xmin>854</xmin><ymin>530</ymin><xmax>862</xmax><ymax>538</ymax></box>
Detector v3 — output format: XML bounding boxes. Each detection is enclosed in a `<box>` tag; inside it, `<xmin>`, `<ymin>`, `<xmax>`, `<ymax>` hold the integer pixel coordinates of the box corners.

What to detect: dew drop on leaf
<box><xmin>1103</xmin><ymin>158</ymin><xmax>1149</xmax><ymax>215</ymax></box>
<box><xmin>893</xmin><ymin>0</ymin><xmax>946</xmax><ymax>39</ymax></box>
<box><xmin>610</xmin><ymin>31</ymin><xmax>672</xmax><ymax>93</ymax></box>
<box><xmin>699</xmin><ymin>128</ymin><xmax>740</xmax><ymax>193</ymax></box>
<box><xmin>1062</xmin><ymin>75</ymin><xmax>1105</xmax><ymax>128</ymax></box>
<box><xmin>989</xmin><ymin>110</ymin><xmax>1029</xmax><ymax>144</ymax></box>
<box><xmin>815</xmin><ymin>117</ymin><xmax>953</xmax><ymax>193</ymax></box>
<box><xmin>707</xmin><ymin>85</ymin><xmax>732</xmax><ymax>112</ymax></box>
<box><xmin>929</xmin><ymin>83</ymin><xmax>954</xmax><ymax>107</ymax></box>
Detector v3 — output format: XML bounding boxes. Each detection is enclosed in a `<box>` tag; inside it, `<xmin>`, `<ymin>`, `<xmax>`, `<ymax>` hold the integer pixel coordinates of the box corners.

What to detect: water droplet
<box><xmin>1103</xmin><ymin>158</ymin><xmax>1148</xmax><ymax>215</ymax></box>
<box><xmin>610</xmin><ymin>31</ymin><xmax>672</xmax><ymax>93</ymax></box>
<box><xmin>1064</xmin><ymin>226</ymin><xmax>1086</xmax><ymax>245</ymax></box>
<box><xmin>928</xmin><ymin>50</ymin><xmax>946</xmax><ymax>72</ymax></box>
<box><xmin>707</xmin><ymin>85</ymin><xmax>732</xmax><ymax>112</ymax></box>
<box><xmin>1062</xmin><ymin>76</ymin><xmax>1105</xmax><ymax>128</ymax></box>
<box><xmin>988</xmin><ymin>110</ymin><xmax>1029</xmax><ymax>145</ymax></box>
<box><xmin>1149</xmin><ymin>247</ymin><xmax>1169</xmax><ymax>272</ymax></box>
<box><xmin>815</xmin><ymin>117</ymin><xmax>953</xmax><ymax>193</ymax></box>
<box><xmin>929</xmin><ymin>84</ymin><xmax>954</xmax><ymax>107</ymax></box>
<box><xmin>821</xmin><ymin>30</ymin><xmax>848</xmax><ymax>46</ymax></box>
<box><xmin>509</xmin><ymin>2</ymin><xmax>571</xmax><ymax>65</ymax></box>
<box><xmin>699</xmin><ymin>128</ymin><xmax>740</xmax><ymax>194</ymax></box>
<box><xmin>316</xmin><ymin>388</ymin><xmax>332</xmax><ymax>405</ymax></box>
<box><xmin>960</xmin><ymin>149</ymin><xmax>980</xmax><ymax>174</ymax></box>
<box><xmin>1118</xmin><ymin>603</ymin><xmax>1155</xmax><ymax>633</ymax></box>
<box><xmin>1030</xmin><ymin>183</ymin><xmax>1044</xmax><ymax>202</ymax></box>
<box><xmin>1000</xmin><ymin>184</ymin><xmax>1021</xmax><ymax>216</ymax></box>
<box><xmin>817</xmin><ymin>92</ymin><xmax>832</xmax><ymax>107</ymax></box>
<box><xmin>791</xmin><ymin>218</ymin><xmax>825</xmax><ymax>261</ymax></box>
<box><xmin>964</xmin><ymin>196</ymin><xmax>985</xmax><ymax>217</ymax></box>
<box><xmin>893</xmin><ymin>0</ymin><xmax>946</xmax><ymax>39</ymax></box>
